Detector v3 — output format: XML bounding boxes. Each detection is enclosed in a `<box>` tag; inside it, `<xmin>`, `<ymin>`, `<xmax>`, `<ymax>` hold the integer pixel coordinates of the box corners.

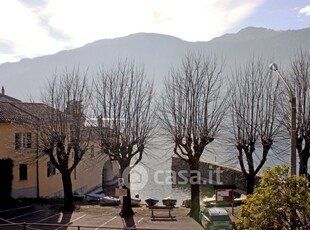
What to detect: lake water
<box><xmin>129</xmin><ymin>140</ymin><xmax>224</xmax><ymax>206</ymax></box>
<box><xmin>128</xmin><ymin>136</ymin><xmax>303</xmax><ymax>206</ymax></box>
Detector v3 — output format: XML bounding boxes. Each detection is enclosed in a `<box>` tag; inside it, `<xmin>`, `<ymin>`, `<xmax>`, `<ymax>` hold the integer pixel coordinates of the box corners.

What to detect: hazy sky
<box><xmin>0</xmin><ymin>0</ymin><xmax>309</xmax><ymax>64</ymax></box>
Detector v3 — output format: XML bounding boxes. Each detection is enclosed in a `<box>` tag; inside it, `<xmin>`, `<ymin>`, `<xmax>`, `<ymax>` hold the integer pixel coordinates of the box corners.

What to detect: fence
<box><xmin>0</xmin><ymin>222</ymin><xmax>176</xmax><ymax>230</ymax></box>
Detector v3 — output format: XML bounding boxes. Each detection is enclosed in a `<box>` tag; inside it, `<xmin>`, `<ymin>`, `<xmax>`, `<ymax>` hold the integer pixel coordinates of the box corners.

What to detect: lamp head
<box><xmin>269</xmin><ymin>63</ymin><xmax>278</xmax><ymax>71</ymax></box>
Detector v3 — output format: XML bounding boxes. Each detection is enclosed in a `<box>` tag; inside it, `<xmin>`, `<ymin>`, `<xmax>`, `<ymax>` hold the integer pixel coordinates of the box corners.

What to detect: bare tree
<box><xmin>230</xmin><ymin>57</ymin><xmax>283</xmax><ymax>194</ymax></box>
<box><xmin>92</xmin><ymin>60</ymin><xmax>155</xmax><ymax>221</ymax></box>
<box><xmin>158</xmin><ymin>53</ymin><xmax>227</xmax><ymax>221</ymax></box>
<box><xmin>38</xmin><ymin>69</ymin><xmax>91</xmax><ymax>211</ymax></box>
<box><xmin>291</xmin><ymin>50</ymin><xmax>310</xmax><ymax>179</ymax></box>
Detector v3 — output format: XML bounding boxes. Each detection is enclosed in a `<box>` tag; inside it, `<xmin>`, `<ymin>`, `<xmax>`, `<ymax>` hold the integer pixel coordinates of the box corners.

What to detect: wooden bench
<box><xmin>148</xmin><ymin>206</ymin><xmax>176</xmax><ymax>220</ymax></box>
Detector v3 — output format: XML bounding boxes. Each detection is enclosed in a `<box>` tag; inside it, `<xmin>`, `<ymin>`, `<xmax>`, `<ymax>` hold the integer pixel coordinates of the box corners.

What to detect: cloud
<box><xmin>0</xmin><ymin>0</ymin><xmax>68</xmax><ymax>63</ymax></box>
<box><xmin>18</xmin><ymin>0</ymin><xmax>47</xmax><ymax>8</ymax></box>
<box><xmin>44</xmin><ymin>0</ymin><xmax>265</xmax><ymax>42</ymax></box>
<box><xmin>299</xmin><ymin>5</ymin><xmax>310</xmax><ymax>16</ymax></box>
<box><xmin>0</xmin><ymin>0</ymin><xmax>265</xmax><ymax>63</ymax></box>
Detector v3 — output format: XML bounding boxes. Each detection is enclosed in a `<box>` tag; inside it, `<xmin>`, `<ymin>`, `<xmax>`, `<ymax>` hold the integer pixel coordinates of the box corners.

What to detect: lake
<box><xmin>128</xmin><ymin>137</ymin><xmax>297</xmax><ymax>206</ymax></box>
<box><xmin>129</xmin><ymin>140</ymin><xmax>229</xmax><ymax>206</ymax></box>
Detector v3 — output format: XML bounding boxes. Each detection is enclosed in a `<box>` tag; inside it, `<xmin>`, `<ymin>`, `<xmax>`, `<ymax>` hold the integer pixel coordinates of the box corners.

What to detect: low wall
<box><xmin>171</xmin><ymin>157</ymin><xmax>260</xmax><ymax>194</ymax></box>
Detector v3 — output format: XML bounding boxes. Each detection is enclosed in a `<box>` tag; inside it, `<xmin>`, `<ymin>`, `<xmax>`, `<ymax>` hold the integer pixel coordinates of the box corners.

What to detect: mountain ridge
<box><xmin>1</xmin><ymin>26</ymin><xmax>309</xmax><ymax>101</ymax></box>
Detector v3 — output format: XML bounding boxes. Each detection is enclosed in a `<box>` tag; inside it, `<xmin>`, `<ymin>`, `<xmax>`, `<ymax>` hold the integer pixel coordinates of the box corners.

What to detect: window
<box><xmin>47</xmin><ymin>161</ymin><xmax>56</xmax><ymax>177</ymax></box>
<box><xmin>26</xmin><ymin>133</ymin><xmax>31</xmax><ymax>148</ymax></box>
<box><xmin>19</xmin><ymin>164</ymin><xmax>28</xmax><ymax>180</ymax></box>
<box><xmin>15</xmin><ymin>133</ymin><xmax>32</xmax><ymax>150</ymax></box>
<box><xmin>15</xmin><ymin>133</ymin><xmax>21</xmax><ymax>149</ymax></box>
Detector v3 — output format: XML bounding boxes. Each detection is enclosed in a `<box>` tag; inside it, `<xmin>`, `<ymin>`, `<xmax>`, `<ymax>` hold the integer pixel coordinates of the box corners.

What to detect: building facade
<box><xmin>0</xmin><ymin>88</ymin><xmax>119</xmax><ymax>198</ymax></box>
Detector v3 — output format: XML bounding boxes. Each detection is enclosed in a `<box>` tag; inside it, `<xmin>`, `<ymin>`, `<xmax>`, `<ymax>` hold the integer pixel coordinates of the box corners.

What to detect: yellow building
<box><xmin>0</xmin><ymin>88</ymin><xmax>119</xmax><ymax>198</ymax></box>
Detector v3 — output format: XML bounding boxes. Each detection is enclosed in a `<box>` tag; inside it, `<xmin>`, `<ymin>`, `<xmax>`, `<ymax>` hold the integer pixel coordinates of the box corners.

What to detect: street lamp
<box><xmin>269</xmin><ymin>63</ymin><xmax>297</xmax><ymax>176</ymax></box>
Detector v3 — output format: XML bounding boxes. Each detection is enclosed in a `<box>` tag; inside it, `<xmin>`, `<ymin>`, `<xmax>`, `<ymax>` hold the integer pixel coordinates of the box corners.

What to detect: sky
<box><xmin>0</xmin><ymin>0</ymin><xmax>309</xmax><ymax>64</ymax></box>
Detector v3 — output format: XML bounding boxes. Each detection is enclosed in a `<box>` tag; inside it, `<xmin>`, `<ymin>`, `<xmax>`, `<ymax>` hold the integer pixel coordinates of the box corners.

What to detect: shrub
<box><xmin>236</xmin><ymin>165</ymin><xmax>310</xmax><ymax>229</ymax></box>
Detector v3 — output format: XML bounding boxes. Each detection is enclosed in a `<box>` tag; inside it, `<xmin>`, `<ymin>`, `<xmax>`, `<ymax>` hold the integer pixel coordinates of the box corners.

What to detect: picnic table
<box><xmin>148</xmin><ymin>205</ymin><xmax>176</xmax><ymax>220</ymax></box>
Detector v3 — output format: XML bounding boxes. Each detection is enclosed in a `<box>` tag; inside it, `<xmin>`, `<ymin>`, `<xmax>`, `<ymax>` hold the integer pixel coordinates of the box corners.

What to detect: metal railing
<box><xmin>0</xmin><ymin>222</ymin><xmax>177</xmax><ymax>230</ymax></box>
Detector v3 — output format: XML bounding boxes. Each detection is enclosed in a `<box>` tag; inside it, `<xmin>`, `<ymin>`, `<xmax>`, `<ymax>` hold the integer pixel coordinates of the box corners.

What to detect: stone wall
<box><xmin>171</xmin><ymin>157</ymin><xmax>260</xmax><ymax>194</ymax></box>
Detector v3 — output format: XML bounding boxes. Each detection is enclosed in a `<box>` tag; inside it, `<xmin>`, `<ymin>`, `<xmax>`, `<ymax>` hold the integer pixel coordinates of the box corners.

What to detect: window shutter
<box><xmin>26</xmin><ymin>133</ymin><xmax>32</xmax><ymax>148</ymax></box>
<box><xmin>15</xmin><ymin>133</ymin><xmax>21</xmax><ymax>150</ymax></box>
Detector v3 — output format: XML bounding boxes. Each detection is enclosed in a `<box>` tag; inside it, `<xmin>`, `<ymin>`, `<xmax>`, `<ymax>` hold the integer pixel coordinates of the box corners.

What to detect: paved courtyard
<box><xmin>0</xmin><ymin>200</ymin><xmax>203</xmax><ymax>230</ymax></box>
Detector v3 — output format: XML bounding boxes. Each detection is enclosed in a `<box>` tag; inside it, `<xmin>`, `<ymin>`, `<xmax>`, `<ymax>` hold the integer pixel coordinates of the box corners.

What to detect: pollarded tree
<box><xmin>230</xmin><ymin>57</ymin><xmax>283</xmax><ymax>194</ymax></box>
<box><xmin>38</xmin><ymin>69</ymin><xmax>91</xmax><ymax>211</ymax></box>
<box><xmin>291</xmin><ymin>50</ymin><xmax>310</xmax><ymax>178</ymax></box>
<box><xmin>92</xmin><ymin>60</ymin><xmax>155</xmax><ymax>220</ymax></box>
<box><xmin>158</xmin><ymin>53</ymin><xmax>227</xmax><ymax>221</ymax></box>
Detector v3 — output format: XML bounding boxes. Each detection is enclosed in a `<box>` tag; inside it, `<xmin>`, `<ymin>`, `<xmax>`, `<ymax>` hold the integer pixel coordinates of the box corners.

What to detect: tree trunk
<box><xmin>121</xmin><ymin>184</ymin><xmax>134</xmax><ymax>217</ymax></box>
<box><xmin>246</xmin><ymin>173</ymin><xmax>255</xmax><ymax>194</ymax></box>
<box><xmin>189</xmin><ymin>160</ymin><xmax>200</xmax><ymax>222</ymax></box>
<box><xmin>298</xmin><ymin>149</ymin><xmax>309</xmax><ymax>178</ymax></box>
<box><xmin>61</xmin><ymin>169</ymin><xmax>75</xmax><ymax>211</ymax></box>
<box><xmin>120</xmin><ymin>165</ymin><xmax>134</xmax><ymax>218</ymax></box>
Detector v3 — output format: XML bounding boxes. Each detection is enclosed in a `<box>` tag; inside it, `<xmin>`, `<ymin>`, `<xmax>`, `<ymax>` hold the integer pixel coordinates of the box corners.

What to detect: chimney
<box><xmin>97</xmin><ymin>114</ymin><xmax>103</xmax><ymax>127</ymax></box>
<box><xmin>1</xmin><ymin>86</ymin><xmax>4</xmax><ymax>95</ymax></box>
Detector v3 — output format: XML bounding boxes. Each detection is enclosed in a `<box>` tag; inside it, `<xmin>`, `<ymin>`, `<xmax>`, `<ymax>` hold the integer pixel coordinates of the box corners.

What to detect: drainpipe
<box><xmin>36</xmin><ymin>127</ymin><xmax>40</xmax><ymax>198</ymax></box>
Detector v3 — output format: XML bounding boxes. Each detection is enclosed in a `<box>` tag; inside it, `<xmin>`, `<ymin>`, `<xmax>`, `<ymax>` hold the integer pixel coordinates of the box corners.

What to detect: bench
<box><xmin>148</xmin><ymin>206</ymin><xmax>176</xmax><ymax>220</ymax></box>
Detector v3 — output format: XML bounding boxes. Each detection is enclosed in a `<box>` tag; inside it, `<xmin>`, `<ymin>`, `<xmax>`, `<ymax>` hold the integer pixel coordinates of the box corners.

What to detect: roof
<box><xmin>0</xmin><ymin>102</ymin><xmax>39</xmax><ymax>124</ymax></box>
<box><xmin>206</xmin><ymin>207</ymin><xmax>229</xmax><ymax>216</ymax></box>
<box><xmin>0</xmin><ymin>93</ymin><xmax>21</xmax><ymax>103</ymax></box>
<box><xmin>15</xmin><ymin>103</ymin><xmax>56</xmax><ymax>120</ymax></box>
<box><xmin>0</xmin><ymin>101</ymin><xmax>66</xmax><ymax>126</ymax></box>
<box><xmin>0</xmin><ymin>85</ymin><xmax>61</xmax><ymax>124</ymax></box>
<box><xmin>0</xmin><ymin>90</ymin><xmax>38</xmax><ymax>123</ymax></box>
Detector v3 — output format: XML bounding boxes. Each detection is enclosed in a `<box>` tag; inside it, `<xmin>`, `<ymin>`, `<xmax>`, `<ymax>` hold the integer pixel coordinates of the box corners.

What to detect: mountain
<box><xmin>1</xmin><ymin>27</ymin><xmax>309</xmax><ymax>101</ymax></box>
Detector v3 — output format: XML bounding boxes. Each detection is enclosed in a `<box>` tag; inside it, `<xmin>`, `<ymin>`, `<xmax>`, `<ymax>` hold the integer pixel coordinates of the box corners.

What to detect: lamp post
<box><xmin>269</xmin><ymin>63</ymin><xmax>296</xmax><ymax>175</ymax></box>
